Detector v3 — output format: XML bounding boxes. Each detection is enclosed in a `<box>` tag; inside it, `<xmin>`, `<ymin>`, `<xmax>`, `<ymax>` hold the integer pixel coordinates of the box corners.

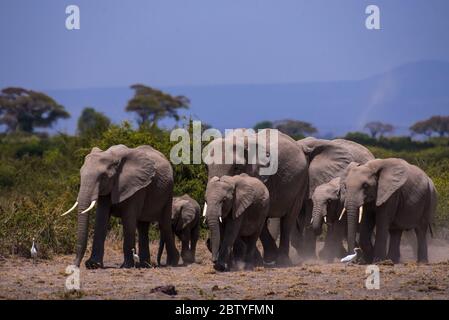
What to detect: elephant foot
<box><xmin>276</xmin><ymin>253</ymin><xmax>292</xmax><ymax>267</ymax></box>
<box><xmin>213</xmin><ymin>262</ymin><xmax>228</xmax><ymax>272</ymax></box>
<box><xmin>85</xmin><ymin>258</ymin><xmax>104</xmax><ymax>270</ymax></box>
<box><xmin>120</xmin><ymin>260</ymin><xmax>135</xmax><ymax>269</ymax></box>
<box><xmin>166</xmin><ymin>251</ymin><xmax>180</xmax><ymax>267</ymax></box>
<box><xmin>139</xmin><ymin>261</ymin><xmax>155</xmax><ymax>268</ymax></box>
<box><xmin>373</xmin><ymin>258</ymin><xmax>394</xmax><ymax>266</ymax></box>
<box><xmin>181</xmin><ymin>252</ymin><xmax>194</xmax><ymax>265</ymax></box>
<box><xmin>244</xmin><ymin>263</ymin><xmax>255</xmax><ymax>271</ymax></box>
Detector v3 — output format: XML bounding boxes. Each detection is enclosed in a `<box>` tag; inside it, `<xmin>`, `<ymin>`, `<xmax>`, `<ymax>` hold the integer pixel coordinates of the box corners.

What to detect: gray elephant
<box><xmin>342</xmin><ymin>158</ymin><xmax>437</xmax><ymax>263</ymax></box>
<box><xmin>206</xmin><ymin>129</ymin><xmax>307</xmax><ymax>266</ymax></box>
<box><xmin>309</xmin><ymin>177</ymin><xmax>347</xmax><ymax>261</ymax></box>
<box><xmin>157</xmin><ymin>194</ymin><xmax>200</xmax><ymax>265</ymax></box>
<box><xmin>62</xmin><ymin>144</ymin><xmax>179</xmax><ymax>268</ymax></box>
<box><xmin>290</xmin><ymin>138</ymin><xmax>374</xmax><ymax>260</ymax></box>
<box><xmin>205</xmin><ymin>174</ymin><xmax>269</xmax><ymax>271</ymax></box>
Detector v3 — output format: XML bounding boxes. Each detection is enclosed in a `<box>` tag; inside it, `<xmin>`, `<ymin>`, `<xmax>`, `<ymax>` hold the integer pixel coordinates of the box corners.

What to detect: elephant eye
<box><xmin>327</xmin><ymin>199</ymin><xmax>332</xmax><ymax>204</ymax></box>
<box><xmin>363</xmin><ymin>183</ymin><xmax>369</xmax><ymax>189</ymax></box>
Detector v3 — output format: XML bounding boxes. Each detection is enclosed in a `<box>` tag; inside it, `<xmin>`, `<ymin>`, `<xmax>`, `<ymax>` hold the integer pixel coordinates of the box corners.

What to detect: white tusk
<box><xmin>310</xmin><ymin>217</ymin><xmax>314</xmax><ymax>224</ymax></box>
<box><xmin>202</xmin><ymin>202</ymin><xmax>208</xmax><ymax>217</ymax></box>
<box><xmin>339</xmin><ymin>208</ymin><xmax>346</xmax><ymax>221</ymax></box>
<box><xmin>81</xmin><ymin>201</ymin><xmax>96</xmax><ymax>214</ymax></box>
<box><xmin>219</xmin><ymin>216</ymin><xmax>222</xmax><ymax>223</ymax></box>
<box><xmin>358</xmin><ymin>206</ymin><xmax>363</xmax><ymax>223</ymax></box>
<box><xmin>324</xmin><ymin>216</ymin><xmax>327</xmax><ymax>223</ymax></box>
<box><xmin>61</xmin><ymin>202</ymin><xmax>78</xmax><ymax>216</ymax></box>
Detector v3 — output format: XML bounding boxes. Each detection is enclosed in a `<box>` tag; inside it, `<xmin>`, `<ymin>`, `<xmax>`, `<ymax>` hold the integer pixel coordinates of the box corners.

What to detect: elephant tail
<box><xmin>157</xmin><ymin>237</ymin><xmax>165</xmax><ymax>266</ymax></box>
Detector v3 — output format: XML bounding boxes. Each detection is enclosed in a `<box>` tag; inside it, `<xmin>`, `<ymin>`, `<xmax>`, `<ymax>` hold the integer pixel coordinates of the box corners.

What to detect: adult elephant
<box><xmin>205</xmin><ymin>129</ymin><xmax>308</xmax><ymax>265</ymax></box>
<box><xmin>290</xmin><ymin>138</ymin><xmax>374</xmax><ymax>259</ymax></box>
<box><xmin>342</xmin><ymin>158</ymin><xmax>436</xmax><ymax>263</ymax></box>
<box><xmin>62</xmin><ymin>144</ymin><xmax>179</xmax><ymax>268</ymax></box>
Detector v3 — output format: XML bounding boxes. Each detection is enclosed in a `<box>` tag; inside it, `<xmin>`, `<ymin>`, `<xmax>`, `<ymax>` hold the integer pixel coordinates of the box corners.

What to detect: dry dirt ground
<box><xmin>1</xmin><ymin>238</ymin><xmax>449</xmax><ymax>300</ymax></box>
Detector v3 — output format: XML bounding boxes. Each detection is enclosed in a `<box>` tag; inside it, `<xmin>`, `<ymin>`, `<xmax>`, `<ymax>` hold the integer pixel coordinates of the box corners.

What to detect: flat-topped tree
<box><xmin>0</xmin><ymin>87</ymin><xmax>69</xmax><ymax>133</ymax></box>
<box><xmin>364</xmin><ymin>121</ymin><xmax>394</xmax><ymax>139</ymax></box>
<box><xmin>126</xmin><ymin>84</ymin><xmax>190</xmax><ymax>128</ymax></box>
<box><xmin>410</xmin><ymin>115</ymin><xmax>449</xmax><ymax>138</ymax></box>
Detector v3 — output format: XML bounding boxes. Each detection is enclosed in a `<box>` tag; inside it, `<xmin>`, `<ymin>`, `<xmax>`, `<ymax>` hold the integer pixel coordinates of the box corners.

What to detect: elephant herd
<box><xmin>62</xmin><ymin>129</ymin><xmax>437</xmax><ymax>272</ymax></box>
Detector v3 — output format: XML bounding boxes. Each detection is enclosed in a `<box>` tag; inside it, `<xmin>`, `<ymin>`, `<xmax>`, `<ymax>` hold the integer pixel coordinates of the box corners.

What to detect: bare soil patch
<box><xmin>1</xmin><ymin>239</ymin><xmax>449</xmax><ymax>300</ymax></box>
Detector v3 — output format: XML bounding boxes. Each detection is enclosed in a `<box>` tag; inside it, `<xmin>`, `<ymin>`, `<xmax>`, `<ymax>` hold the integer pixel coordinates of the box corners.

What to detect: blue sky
<box><xmin>1</xmin><ymin>0</ymin><xmax>449</xmax><ymax>90</ymax></box>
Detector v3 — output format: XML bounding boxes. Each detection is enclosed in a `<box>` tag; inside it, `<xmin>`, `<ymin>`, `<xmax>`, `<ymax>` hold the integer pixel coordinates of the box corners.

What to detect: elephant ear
<box><xmin>111</xmin><ymin>147</ymin><xmax>156</xmax><ymax>204</ymax></box>
<box><xmin>305</xmin><ymin>139</ymin><xmax>354</xmax><ymax>198</ymax></box>
<box><xmin>233</xmin><ymin>178</ymin><xmax>256</xmax><ymax>219</ymax></box>
<box><xmin>179</xmin><ymin>202</ymin><xmax>197</xmax><ymax>230</ymax></box>
<box><xmin>371</xmin><ymin>159</ymin><xmax>408</xmax><ymax>207</ymax></box>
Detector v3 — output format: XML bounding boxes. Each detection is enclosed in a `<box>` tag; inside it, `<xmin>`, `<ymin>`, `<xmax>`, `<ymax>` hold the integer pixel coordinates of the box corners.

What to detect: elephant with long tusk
<box><xmin>342</xmin><ymin>158</ymin><xmax>437</xmax><ymax>264</ymax></box>
<box><xmin>61</xmin><ymin>144</ymin><xmax>179</xmax><ymax>269</ymax></box>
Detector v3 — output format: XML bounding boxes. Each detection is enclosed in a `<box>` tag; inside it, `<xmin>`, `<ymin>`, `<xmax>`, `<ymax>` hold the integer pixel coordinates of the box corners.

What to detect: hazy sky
<box><xmin>1</xmin><ymin>0</ymin><xmax>449</xmax><ymax>90</ymax></box>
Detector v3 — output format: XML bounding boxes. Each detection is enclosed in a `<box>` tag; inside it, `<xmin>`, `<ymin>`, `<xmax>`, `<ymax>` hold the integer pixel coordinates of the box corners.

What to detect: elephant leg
<box><xmin>243</xmin><ymin>234</ymin><xmax>259</xmax><ymax>271</ymax></box>
<box><xmin>373</xmin><ymin>212</ymin><xmax>389</xmax><ymax>263</ymax></box>
<box><xmin>157</xmin><ymin>237</ymin><xmax>165</xmax><ymax>266</ymax></box>
<box><xmin>359</xmin><ymin>211</ymin><xmax>375</xmax><ymax>263</ymax></box>
<box><xmin>190</xmin><ymin>223</ymin><xmax>199</xmax><ymax>264</ymax></box>
<box><xmin>137</xmin><ymin>221</ymin><xmax>152</xmax><ymax>268</ymax></box>
<box><xmin>387</xmin><ymin>229</ymin><xmax>402</xmax><ymax>263</ymax></box>
<box><xmin>320</xmin><ymin>224</ymin><xmax>341</xmax><ymax>262</ymax></box>
<box><xmin>301</xmin><ymin>200</ymin><xmax>317</xmax><ymax>259</ymax></box>
<box><xmin>232</xmin><ymin>238</ymin><xmax>246</xmax><ymax>269</ymax></box>
<box><xmin>159</xmin><ymin>203</ymin><xmax>180</xmax><ymax>266</ymax></box>
<box><xmin>181</xmin><ymin>236</ymin><xmax>192</xmax><ymax>265</ymax></box>
<box><xmin>415</xmin><ymin>226</ymin><xmax>428</xmax><ymax>263</ymax></box>
<box><xmin>277</xmin><ymin>214</ymin><xmax>296</xmax><ymax>266</ymax></box>
<box><xmin>86</xmin><ymin>198</ymin><xmax>110</xmax><ymax>269</ymax></box>
<box><xmin>259</xmin><ymin>220</ymin><xmax>278</xmax><ymax>263</ymax></box>
<box><xmin>121</xmin><ymin>216</ymin><xmax>137</xmax><ymax>268</ymax></box>
<box><xmin>253</xmin><ymin>247</ymin><xmax>264</xmax><ymax>267</ymax></box>
<box><xmin>215</xmin><ymin>219</ymin><xmax>241</xmax><ymax>272</ymax></box>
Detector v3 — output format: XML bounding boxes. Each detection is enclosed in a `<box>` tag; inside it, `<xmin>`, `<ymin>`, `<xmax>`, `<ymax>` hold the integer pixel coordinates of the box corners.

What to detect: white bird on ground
<box><xmin>340</xmin><ymin>248</ymin><xmax>362</xmax><ymax>264</ymax></box>
<box><xmin>30</xmin><ymin>238</ymin><xmax>37</xmax><ymax>263</ymax></box>
<box><xmin>132</xmin><ymin>248</ymin><xmax>140</xmax><ymax>266</ymax></box>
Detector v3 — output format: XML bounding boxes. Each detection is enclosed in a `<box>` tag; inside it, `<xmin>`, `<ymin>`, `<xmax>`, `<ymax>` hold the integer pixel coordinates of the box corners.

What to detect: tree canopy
<box><xmin>410</xmin><ymin>115</ymin><xmax>449</xmax><ymax>137</ymax></box>
<box><xmin>0</xmin><ymin>87</ymin><xmax>70</xmax><ymax>133</ymax></box>
<box><xmin>253</xmin><ymin>120</ymin><xmax>273</xmax><ymax>131</ymax></box>
<box><xmin>125</xmin><ymin>84</ymin><xmax>190</xmax><ymax>127</ymax></box>
<box><xmin>272</xmin><ymin>119</ymin><xmax>317</xmax><ymax>139</ymax></box>
<box><xmin>77</xmin><ymin>107</ymin><xmax>111</xmax><ymax>139</ymax></box>
<box><xmin>364</xmin><ymin>121</ymin><xmax>394</xmax><ymax>138</ymax></box>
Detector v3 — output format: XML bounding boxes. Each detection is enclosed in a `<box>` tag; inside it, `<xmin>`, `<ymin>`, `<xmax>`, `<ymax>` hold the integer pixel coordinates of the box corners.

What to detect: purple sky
<box><xmin>1</xmin><ymin>0</ymin><xmax>449</xmax><ymax>90</ymax></box>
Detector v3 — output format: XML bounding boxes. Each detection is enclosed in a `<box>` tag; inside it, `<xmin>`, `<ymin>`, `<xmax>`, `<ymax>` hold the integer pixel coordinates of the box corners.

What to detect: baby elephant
<box><xmin>158</xmin><ymin>194</ymin><xmax>200</xmax><ymax>265</ymax></box>
<box><xmin>205</xmin><ymin>174</ymin><xmax>269</xmax><ymax>272</ymax></box>
<box><xmin>310</xmin><ymin>177</ymin><xmax>347</xmax><ymax>262</ymax></box>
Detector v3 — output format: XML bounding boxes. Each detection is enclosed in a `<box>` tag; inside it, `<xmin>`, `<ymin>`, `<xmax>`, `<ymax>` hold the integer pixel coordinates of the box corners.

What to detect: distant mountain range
<box><xmin>47</xmin><ymin>60</ymin><xmax>449</xmax><ymax>137</ymax></box>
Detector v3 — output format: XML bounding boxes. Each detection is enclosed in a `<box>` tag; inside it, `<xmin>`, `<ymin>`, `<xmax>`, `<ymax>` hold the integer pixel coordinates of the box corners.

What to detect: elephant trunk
<box><xmin>207</xmin><ymin>206</ymin><xmax>221</xmax><ymax>263</ymax></box>
<box><xmin>157</xmin><ymin>238</ymin><xmax>165</xmax><ymax>266</ymax></box>
<box><xmin>74</xmin><ymin>179</ymin><xmax>98</xmax><ymax>267</ymax></box>
<box><xmin>312</xmin><ymin>205</ymin><xmax>326</xmax><ymax>236</ymax></box>
<box><xmin>346</xmin><ymin>203</ymin><xmax>358</xmax><ymax>254</ymax></box>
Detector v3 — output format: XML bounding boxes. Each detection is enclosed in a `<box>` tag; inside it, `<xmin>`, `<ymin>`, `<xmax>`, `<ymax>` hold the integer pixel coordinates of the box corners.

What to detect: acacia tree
<box><xmin>253</xmin><ymin>120</ymin><xmax>273</xmax><ymax>131</ymax></box>
<box><xmin>364</xmin><ymin>121</ymin><xmax>394</xmax><ymax>138</ymax></box>
<box><xmin>273</xmin><ymin>119</ymin><xmax>317</xmax><ymax>139</ymax></box>
<box><xmin>0</xmin><ymin>87</ymin><xmax>69</xmax><ymax>133</ymax></box>
<box><xmin>125</xmin><ymin>84</ymin><xmax>190</xmax><ymax>127</ymax></box>
<box><xmin>77</xmin><ymin>107</ymin><xmax>111</xmax><ymax>139</ymax></box>
<box><xmin>410</xmin><ymin>115</ymin><xmax>449</xmax><ymax>138</ymax></box>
